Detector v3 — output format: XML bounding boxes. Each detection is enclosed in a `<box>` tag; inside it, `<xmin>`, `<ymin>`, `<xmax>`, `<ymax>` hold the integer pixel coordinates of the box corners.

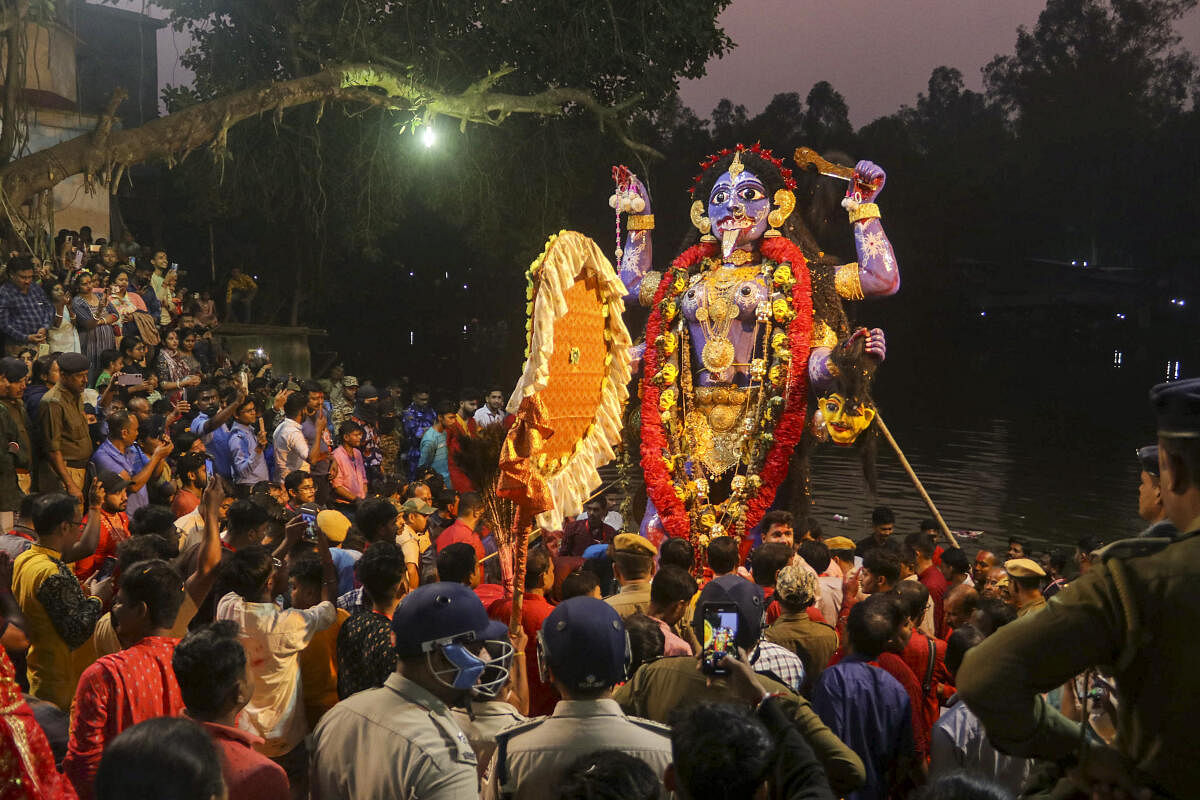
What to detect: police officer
<box><xmin>605</xmin><ymin>532</ymin><xmax>657</xmax><ymax>618</ymax></box>
<box><xmin>1136</xmin><ymin>445</ymin><xmax>1178</xmax><ymax>539</ymax></box>
<box><xmin>614</xmin><ymin>574</ymin><xmax>866</xmax><ymax>797</ymax></box>
<box><xmin>311</xmin><ymin>581</ymin><xmax>509</xmax><ymax>799</ymax></box>
<box><xmin>1003</xmin><ymin>558</ymin><xmax>1046</xmax><ymax>618</ymax></box>
<box><xmin>484</xmin><ymin>597</ymin><xmax>673</xmax><ymax>800</ymax></box>
<box><xmin>958</xmin><ymin>377</ymin><xmax>1200</xmax><ymax>799</ymax></box>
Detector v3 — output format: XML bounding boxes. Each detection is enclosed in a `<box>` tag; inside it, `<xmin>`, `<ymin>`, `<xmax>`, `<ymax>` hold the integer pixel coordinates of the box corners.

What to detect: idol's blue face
<box><xmin>707</xmin><ymin>169</ymin><xmax>771</xmax><ymax>250</ymax></box>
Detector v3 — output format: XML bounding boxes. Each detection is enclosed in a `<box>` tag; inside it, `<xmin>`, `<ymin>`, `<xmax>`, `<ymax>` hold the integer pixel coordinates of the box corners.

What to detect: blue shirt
<box><xmin>91</xmin><ymin>438</ymin><xmax>150</xmax><ymax>517</ymax></box>
<box><xmin>812</xmin><ymin>656</ymin><xmax>914</xmax><ymax>800</ymax></box>
<box><xmin>228</xmin><ymin>421</ymin><xmax>270</xmax><ymax>485</ymax></box>
<box><xmin>301</xmin><ymin>415</ymin><xmax>332</xmax><ymax>478</ymax></box>
<box><xmin>190</xmin><ymin>412</ymin><xmax>233</xmax><ymax>480</ymax></box>
<box><xmin>0</xmin><ymin>282</ymin><xmax>51</xmax><ymax>342</ymax></box>
<box><xmin>418</xmin><ymin>426</ymin><xmax>449</xmax><ymax>484</ymax></box>
<box><xmin>330</xmin><ymin>548</ymin><xmax>361</xmax><ymax>596</ymax></box>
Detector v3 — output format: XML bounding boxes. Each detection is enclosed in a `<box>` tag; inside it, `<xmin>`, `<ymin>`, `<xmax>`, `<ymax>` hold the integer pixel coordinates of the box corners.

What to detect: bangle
<box><xmin>847</xmin><ymin>202</ymin><xmax>880</xmax><ymax>224</ymax></box>
<box><xmin>626</xmin><ymin>213</ymin><xmax>655</xmax><ymax>231</ymax></box>
<box><xmin>512</xmin><ymin>652</ymin><xmax>526</xmax><ymax>658</ymax></box>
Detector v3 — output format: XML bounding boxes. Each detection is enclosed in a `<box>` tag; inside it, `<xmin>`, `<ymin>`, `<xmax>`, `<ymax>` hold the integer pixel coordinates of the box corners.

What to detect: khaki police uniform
<box><xmin>613</xmin><ymin>655</ymin><xmax>865</xmax><ymax>796</ymax></box>
<box><xmin>605</xmin><ymin>580</ymin><xmax>652</xmax><ymax>618</ymax></box>
<box><xmin>311</xmin><ymin>673</ymin><xmax>479</xmax><ymax>799</ymax></box>
<box><xmin>452</xmin><ymin>699</ymin><xmax>529</xmax><ymax>781</ymax></box>
<box><xmin>958</xmin><ymin>531</ymin><xmax>1198</xmax><ymax>798</ymax></box>
<box><xmin>483</xmin><ymin>698</ymin><xmax>672</xmax><ymax>800</ymax></box>
<box><xmin>605</xmin><ymin>533</ymin><xmax>656</xmax><ymax>618</ymax></box>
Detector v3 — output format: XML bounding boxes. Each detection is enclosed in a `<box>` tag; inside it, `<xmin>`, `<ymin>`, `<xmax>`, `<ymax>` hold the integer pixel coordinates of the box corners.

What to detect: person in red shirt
<box><xmin>443</xmin><ymin>389</ymin><xmax>479</xmax><ymax>493</ymax></box>
<box><xmin>895</xmin><ymin>580</ymin><xmax>953</xmax><ymax>732</ymax></box>
<box><xmin>907</xmin><ymin>531</ymin><xmax>949</xmax><ymax>639</ymax></box>
<box><xmin>488</xmin><ymin>544</ymin><xmax>558</xmax><ymax>715</ymax></box>
<box><xmin>64</xmin><ymin>558</ymin><xmax>187</xmax><ymax>799</ymax></box>
<box><xmin>559</xmin><ymin>497</ymin><xmax>617</xmax><ymax>557</ymax></box>
<box><xmin>435</xmin><ymin>490</ymin><xmax>486</xmax><ymax>562</ymax></box>
<box><xmin>0</xmin><ymin>646</ymin><xmax>76</xmax><ymax>798</ymax></box>
<box><xmin>72</xmin><ymin>471</ymin><xmax>131</xmax><ymax>582</ymax></box>
<box><xmin>171</xmin><ymin>452</ymin><xmax>207</xmax><ymax>518</ymax></box>
<box><xmin>172</xmin><ymin>621</ymin><xmax>290</xmax><ymax>800</ymax></box>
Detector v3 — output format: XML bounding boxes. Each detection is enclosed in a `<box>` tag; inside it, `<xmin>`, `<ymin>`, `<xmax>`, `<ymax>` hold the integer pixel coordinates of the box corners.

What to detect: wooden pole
<box><xmin>508</xmin><ymin>514</ymin><xmax>531</xmax><ymax>636</ymax></box>
<box><xmin>873</xmin><ymin>413</ymin><xmax>959</xmax><ymax>549</ymax></box>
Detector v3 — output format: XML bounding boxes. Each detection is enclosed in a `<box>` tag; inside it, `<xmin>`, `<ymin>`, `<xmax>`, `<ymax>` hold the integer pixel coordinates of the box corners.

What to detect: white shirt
<box><xmin>273</xmin><ymin>417</ymin><xmax>310</xmax><ymax>482</ymax></box>
<box><xmin>216</xmin><ymin>592</ymin><xmax>336</xmax><ymax>757</ymax></box>
<box><xmin>931</xmin><ymin>696</ymin><xmax>1034</xmax><ymax>794</ymax></box>
<box><xmin>473</xmin><ymin>405</ymin><xmax>505</xmax><ymax>428</ymax></box>
<box><xmin>47</xmin><ymin>304</ymin><xmax>78</xmax><ymax>354</ymax></box>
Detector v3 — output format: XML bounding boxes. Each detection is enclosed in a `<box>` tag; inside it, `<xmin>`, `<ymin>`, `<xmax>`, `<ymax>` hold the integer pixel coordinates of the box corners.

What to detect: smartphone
<box><xmin>170</xmin><ymin>263</ymin><xmax>178</xmax><ymax>271</ymax></box>
<box><xmin>700</xmin><ymin>602</ymin><xmax>740</xmax><ymax>675</ymax></box>
<box><xmin>95</xmin><ymin>556</ymin><xmax>118</xmax><ymax>581</ymax></box>
<box><xmin>89</xmin><ymin>244</ymin><xmax>100</xmax><ymax>253</ymax></box>
<box><xmin>116</xmin><ymin>372</ymin><xmax>143</xmax><ymax>386</ymax></box>
<box><xmin>129</xmin><ymin>256</ymin><xmax>136</xmax><ymax>267</ymax></box>
<box><xmin>298</xmin><ymin>511</ymin><xmax>318</xmax><ymax>543</ymax></box>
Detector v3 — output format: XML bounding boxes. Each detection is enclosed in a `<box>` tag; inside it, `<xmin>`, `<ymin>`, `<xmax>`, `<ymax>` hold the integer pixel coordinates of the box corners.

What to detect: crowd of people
<box><xmin>0</xmin><ymin>235</ymin><xmax>1196</xmax><ymax>800</ymax></box>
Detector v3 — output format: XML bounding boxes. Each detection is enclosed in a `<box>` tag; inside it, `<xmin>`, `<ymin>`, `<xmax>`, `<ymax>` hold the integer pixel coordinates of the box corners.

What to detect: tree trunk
<box><xmin>0</xmin><ymin>63</ymin><xmax>658</xmax><ymax>209</ymax></box>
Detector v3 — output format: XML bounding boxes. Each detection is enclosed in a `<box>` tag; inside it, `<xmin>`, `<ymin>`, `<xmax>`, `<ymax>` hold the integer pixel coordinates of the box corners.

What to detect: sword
<box><xmin>793</xmin><ymin>147</ymin><xmax>883</xmax><ymax>193</ymax></box>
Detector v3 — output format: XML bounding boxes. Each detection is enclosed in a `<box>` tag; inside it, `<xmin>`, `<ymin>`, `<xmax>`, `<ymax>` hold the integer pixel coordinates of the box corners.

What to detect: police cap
<box><xmin>391</xmin><ymin>581</ymin><xmax>506</xmax><ymax>658</ymax></box>
<box><xmin>1136</xmin><ymin>445</ymin><xmax>1159</xmax><ymax>477</ymax></box>
<box><xmin>612</xmin><ymin>532</ymin><xmax>656</xmax><ymax>557</ymax></box>
<box><xmin>1150</xmin><ymin>377</ymin><xmax>1200</xmax><ymax>438</ymax></box>
<box><xmin>1004</xmin><ymin>558</ymin><xmax>1046</xmax><ymax>579</ymax></box>
<box><xmin>692</xmin><ymin>574</ymin><xmax>764</xmax><ymax>651</ymax></box>
<box><xmin>539</xmin><ymin>597</ymin><xmax>629</xmax><ymax>691</ymax></box>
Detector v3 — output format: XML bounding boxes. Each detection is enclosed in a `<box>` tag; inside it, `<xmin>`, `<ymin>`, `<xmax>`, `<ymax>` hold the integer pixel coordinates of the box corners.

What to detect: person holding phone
<box><xmin>613</xmin><ymin>574</ymin><xmax>867</xmax><ymax>797</ymax></box>
<box><xmin>0</xmin><ymin>256</ymin><xmax>51</xmax><ymax>358</ymax></box>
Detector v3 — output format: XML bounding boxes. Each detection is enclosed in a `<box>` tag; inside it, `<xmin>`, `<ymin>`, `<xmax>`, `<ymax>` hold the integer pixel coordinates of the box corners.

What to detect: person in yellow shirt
<box><xmin>11</xmin><ymin>490</ymin><xmax>105</xmax><ymax>710</ymax></box>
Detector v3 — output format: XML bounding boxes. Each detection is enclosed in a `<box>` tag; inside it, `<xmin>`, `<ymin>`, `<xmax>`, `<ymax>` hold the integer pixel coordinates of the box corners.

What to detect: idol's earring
<box><xmin>764</xmin><ymin>189</ymin><xmax>796</xmax><ymax>238</ymax></box>
<box><xmin>691</xmin><ymin>200</ymin><xmax>716</xmax><ymax>243</ymax></box>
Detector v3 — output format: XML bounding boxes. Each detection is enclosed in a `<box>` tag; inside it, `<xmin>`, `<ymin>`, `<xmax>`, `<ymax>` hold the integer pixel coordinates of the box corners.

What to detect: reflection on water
<box><xmin>799</xmin><ymin>304</ymin><xmax>1181</xmax><ymax>557</ymax></box>
<box><xmin>808</xmin><ymin>420</ymin><xmax>1144</xmax><ymax>557</ymax></box>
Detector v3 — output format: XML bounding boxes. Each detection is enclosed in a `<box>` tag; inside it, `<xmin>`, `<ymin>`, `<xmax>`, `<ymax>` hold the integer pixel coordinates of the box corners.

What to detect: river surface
<box><xmin>806</xmin><ymin>304</ymin><xmax>1195</xmax><ymax>557</ymax></box>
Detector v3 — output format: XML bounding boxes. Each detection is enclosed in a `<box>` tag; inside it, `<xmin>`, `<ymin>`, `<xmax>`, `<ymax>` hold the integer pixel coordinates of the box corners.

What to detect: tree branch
<box><xmin>0</xmin><ymin>62</ymin><xmax>661</xmax><ymax>207</ymax></box>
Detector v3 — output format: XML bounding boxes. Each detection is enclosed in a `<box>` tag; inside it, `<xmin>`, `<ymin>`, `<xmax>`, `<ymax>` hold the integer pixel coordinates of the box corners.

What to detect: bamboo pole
<box><xmin>508</xmin><ymin>514</ymin><xmax>531</xmax><ymax>636</ymax></box>
<box><xmin>873</xmin><ymin>413</ymin><xmax>959</xmax><ymax>549</ymax></box>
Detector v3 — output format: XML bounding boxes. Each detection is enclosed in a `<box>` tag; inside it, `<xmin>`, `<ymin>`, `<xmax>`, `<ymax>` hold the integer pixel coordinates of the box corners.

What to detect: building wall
<box><xmin>19</xmin><ymin>21</ymin><xmax>78</xmax><ymax>103</ymax></box>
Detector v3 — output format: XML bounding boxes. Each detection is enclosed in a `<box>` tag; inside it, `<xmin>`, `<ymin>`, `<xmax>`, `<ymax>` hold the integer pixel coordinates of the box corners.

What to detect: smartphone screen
<box><xmin>296</xmin><ymin>508</ymin><xmax>319</xmax><ymax>542</ymax></box>
<box><xmin>701</xmin><ymin>604</ymin><xmax>739</xmax><ymax>675</ymax></box>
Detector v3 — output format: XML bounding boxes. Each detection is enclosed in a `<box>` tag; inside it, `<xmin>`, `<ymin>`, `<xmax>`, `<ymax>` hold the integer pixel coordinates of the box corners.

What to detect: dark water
<box><xmin>804</xmin><ymin>303</ymin><xmax>1194</xmax><ymax>557</ymax></box>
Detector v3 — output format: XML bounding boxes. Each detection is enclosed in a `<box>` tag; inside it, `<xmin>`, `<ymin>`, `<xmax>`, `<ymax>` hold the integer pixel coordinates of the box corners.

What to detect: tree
<box><xmin>983</xmin><ymin>0</ymin><xmax>1198</xmax><ymax>265</ymax></box>
<box><xmin>801</xmin><ymin>81</ymin><xmax>854</xmax><ymax>152</ymax></box>
<box><xmin>111</xmin><ymin>0</ymin><xmax>735</xmax><ymax>371</ymax></box>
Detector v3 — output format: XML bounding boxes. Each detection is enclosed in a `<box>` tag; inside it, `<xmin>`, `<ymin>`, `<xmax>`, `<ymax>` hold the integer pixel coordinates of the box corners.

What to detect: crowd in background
<box><xmin>0</xmin><ymin>235</ymin><xmax>1165</xmax><ymax>800</ymax></box>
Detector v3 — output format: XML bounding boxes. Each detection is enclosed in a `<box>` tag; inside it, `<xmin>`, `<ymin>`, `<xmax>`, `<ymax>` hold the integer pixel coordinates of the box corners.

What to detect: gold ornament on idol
<box><xmin>764</xmin><ymin>189</ymin><xmax>796</xmax><ymax>238</ymax></box>
<box><xmin>728</xmin><ymin>150</ymin><xmax>745</xmax><ymax>177</ymax></box>
<box><xmin>690</xmin><ymin>200</ymin><xmax>716</xmax><ymax>243</ymax></box>
<box><xmin>696</xmin><ymin>266</ymin><xmax>757</xmax><ymax>375</ymax></box>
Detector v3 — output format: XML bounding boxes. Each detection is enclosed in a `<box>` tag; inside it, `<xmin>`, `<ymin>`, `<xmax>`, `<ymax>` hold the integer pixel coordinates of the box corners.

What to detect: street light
<box><xmin>421</xmin><ymin>125</ymin><xmax>436</xmax><ymax>149</ymax></box>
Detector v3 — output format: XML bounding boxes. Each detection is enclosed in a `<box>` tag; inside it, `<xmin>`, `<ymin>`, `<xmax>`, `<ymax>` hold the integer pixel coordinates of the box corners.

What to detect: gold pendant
<box><xmin>707</xmin><ymin>296</ymin><xmax>735</xmax><ymax>325</ymax></box>
<box><xmin>701</xmin><ymin>337</ymin><xmax>735</xmax><ymax>373</ymax></box>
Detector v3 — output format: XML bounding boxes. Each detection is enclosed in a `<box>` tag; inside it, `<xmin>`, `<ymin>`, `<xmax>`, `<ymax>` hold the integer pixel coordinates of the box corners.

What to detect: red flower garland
<box><xmin>748</xmin><ymin>236</ymin><xmax>813</xmax><ymax>521</ymax></box>
<box><xmin>640</xmin><ymin>243</ymin><xmax>713</xmax><ymax>540</ymax></box>
<box><xmin>639</xmin><ymin>237</ymin><xmax>814</xmax><ymax>541</ymax></box>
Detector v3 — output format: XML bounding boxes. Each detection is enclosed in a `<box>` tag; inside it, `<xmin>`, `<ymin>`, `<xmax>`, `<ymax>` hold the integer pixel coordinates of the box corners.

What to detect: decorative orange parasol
<box><xmin>496</xmin><ymin>231</ymin><xmax>632</xmax><ymax>634</ymax></box>
<box><xmin>505</xmin><ymin>230</ymin><xmax>633</xmax><ymax>532</ymax></box>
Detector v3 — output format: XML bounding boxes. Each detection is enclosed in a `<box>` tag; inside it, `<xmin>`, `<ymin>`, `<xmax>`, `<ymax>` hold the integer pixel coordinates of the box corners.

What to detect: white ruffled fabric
<box><xmin>507</xmin><ymin>231</ymin><xmax>633</xmax><ymax>532</ymax></box>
